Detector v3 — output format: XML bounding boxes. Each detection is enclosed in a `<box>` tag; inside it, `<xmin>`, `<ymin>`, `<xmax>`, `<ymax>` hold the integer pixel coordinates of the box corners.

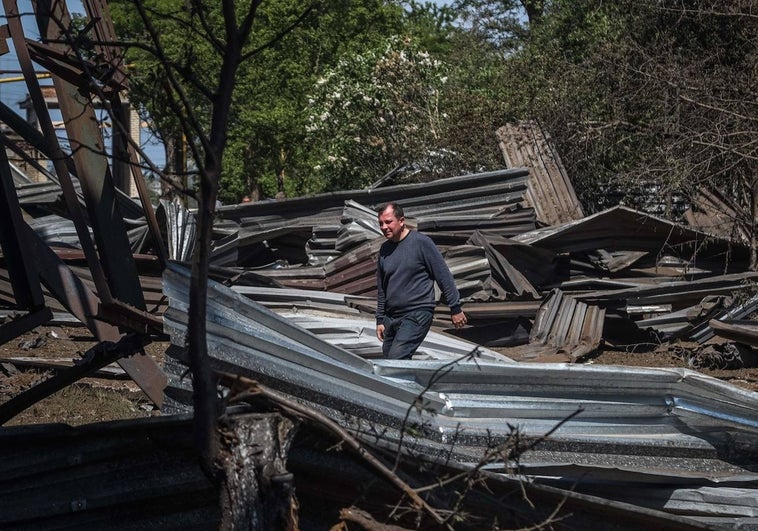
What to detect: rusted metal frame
<box><xmin>0</xmin><ymin>145</ymin><xmax>45</xmax><ymax>310</ymax></box>
<box><xmin>0</xmin><ymin>135</ymin><xmax>58</xmax><ymax>183</ymax></box>
<box><xmin>125</xmin><ymin>139</ymin><xmax>169</xmax><ymax>267</ymax></box>
<box><xmin>82</xmin><ymin>0</ymin><xmax>127</xmax><ymax>88</ymax></box>
<box><xmin>2</xmin><ymin>3</ymin><xmax>166</xmax><ymax>405</ymax></box>
<box><xmin>98</xmin><ymin>299</ymin><xmax>165</xmax><ymax>337</ymax></box>
<box><xmin>26</xmin><ymin>40</ymin><xmax>125</xmax><ymax>95</ymax></box>
<box><xmin>22</xmin><ymin>222</ymin><xmax>166</xmax><ymax>406</ymax></box>
<box><xmin>85</xmin><ymin>0</ymin><xmax>168</xmax><ymax>267</ymax></box>
<box><xmin>4</xmin><ymin>0</ymin><xmax>112</xmax><ymax>303</ymax></box>
<box><xmin>110</xmin><ymin>98</ymin><xmax>131</xmax><ymax>193</ymax></box>
<box><xmin>0</xmin><ymin>100</ymin><xmax>78</xmax><ymax>180</ymax></box>
<box><xmin>58</xmin><ymin>0</ymin><xmax>168</xmax><ymax>267</ymax></box>
<box><xmin>33</xmin><ymin>0</ymin><xmax>147</xmax><ymax>312</ymax></box>
<box><xmin>109</xmin><ymin>91</ymin><xmax>168</xmax><ymax>266</ymax></box>
<box><xmin>0</xmin><ymin>332</ymin><xmax>151</xmax><ymax>425</ymax></box>
<box><xmin>0</xmin><ymin>23</ymin><xmax>9</xmax><ymax>54</ymax></box>
<box><xmin>1</xmin><ymin>134</ymin><xmax>163</xmax><ymax>409</ymax></box>
<box><xmin>25</xmin><ymin>40</ymin><xmax>113</xmax><ymax>90</ymax></box>
<box><xmin>0</xmin><ymin>141</ymin><xmax>53</xmax><ymax>344</ymax></box>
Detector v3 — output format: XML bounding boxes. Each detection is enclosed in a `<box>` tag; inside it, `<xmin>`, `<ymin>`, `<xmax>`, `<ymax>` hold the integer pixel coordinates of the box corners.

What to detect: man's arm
<box><xmin>376</xmin><ymin>261</ymin><xmax>386</xmax><ymax>340</ymax></box>
<box><xmin>423</xmin><ymin>238</ymin><xmax>467</xmax><ymax>329</ymax></box>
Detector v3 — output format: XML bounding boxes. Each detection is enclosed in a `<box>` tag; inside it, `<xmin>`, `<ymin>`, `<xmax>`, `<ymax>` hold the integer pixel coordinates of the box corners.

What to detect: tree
<box><xmin>453</xmin><ymin>0</ymin><xmax>541</xmax><ymax>51</ymax></box>
<box><xmin>302</xmin><ymin>35</ymin><xmax>454</xmax><ymax>191</ymax></box>
<box><xmin>111</xmin><ymin>0</ymin><xmax>405</xmax><ymax>203</ymax></box>
<box><xmin>492</xmin><ymin>0</ymin><xmax>757</xmax><ymax>267</ymax></box>
<box><xmin>301</xmin><ymin>22</ymin><xmax>517</xmax><ymax>191</ymax></box>
<box><xmin>107</xmin><ymin>0</ymin><xmax>279</xmax><ymax>485</ymax></box>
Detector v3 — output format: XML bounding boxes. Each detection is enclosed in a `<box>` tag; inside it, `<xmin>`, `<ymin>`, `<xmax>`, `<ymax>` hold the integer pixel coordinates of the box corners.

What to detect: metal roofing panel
<box><xmin>497</xmin><ymin>122</ymin><xmax>584</xmax><ymax>226</ymax></box>
<box><xmin>217</xmin><ymin>169</ymin><xmax>531</xmax><ymax>223</ymax></box>
<box><xmin>163</xmin><ymin>265</ymin><xmax>758</xmax><ymax>463</ymax></box>
<box><xmin>160</xmin><ymin>264</ymin><xmax>758</xmax><ymax>523</ymax></box>
<box><xmin>513</xmin><ymin>206</ymin><xmax>752</xmax><ymax>271</ymax></box>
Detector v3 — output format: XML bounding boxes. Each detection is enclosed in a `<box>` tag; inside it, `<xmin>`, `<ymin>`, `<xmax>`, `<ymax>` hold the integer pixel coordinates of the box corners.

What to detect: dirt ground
<box><xmin>2</xmin><ymin>324</ymin><xmax>757</xmax><ymax>427</ymax></box>
<box><xmin>0</xmin><ymin>325</ymin><xmax>165</xmax><ymax>426</ymax></box>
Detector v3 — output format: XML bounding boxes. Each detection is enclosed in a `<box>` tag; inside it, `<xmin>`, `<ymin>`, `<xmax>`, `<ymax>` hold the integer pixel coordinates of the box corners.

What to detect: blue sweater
<box><xmin>376</xmin><ymin>230</ymin><xmax>461</xmax><ymax>323</ymax></box>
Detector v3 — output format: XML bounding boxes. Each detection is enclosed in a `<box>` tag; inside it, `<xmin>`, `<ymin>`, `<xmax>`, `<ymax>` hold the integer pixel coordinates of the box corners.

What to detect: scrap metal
<box><xmin>0</xmin><ymin>0</ymin><xmax>165</xmax><ymax>407</ymax></box>
<box><xmin>162</xmin><ymin>264</ymin><xmax>758</xmax><ymax>525</ymax></box>
<box><xmin>497</xmin><ymin>121</ymin><xmax>584</xmax><ymax>226</ymax></box>
<box><xmin>0</xmin><ymin>1</ymin><xmax>757</xmax><ymax>525</ymax></box>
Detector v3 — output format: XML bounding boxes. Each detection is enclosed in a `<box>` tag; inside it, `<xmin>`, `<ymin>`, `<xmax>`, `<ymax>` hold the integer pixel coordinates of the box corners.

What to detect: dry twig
<box><xmin>218</xmin><ymin>371</ymin><xmax>450</xmax><ymax>529</ymax></box>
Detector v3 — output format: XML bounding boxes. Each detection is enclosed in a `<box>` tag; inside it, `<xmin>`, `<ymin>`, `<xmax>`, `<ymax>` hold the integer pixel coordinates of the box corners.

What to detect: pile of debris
<box><xmin>3</xmin><ymin>106</ymin><xmax>758</xmax><ymax>528</ymax></box>
<box><xmin>2</xmin><ymin>0</ymin><xmax>756</xmax><ymax>526</ymax></box>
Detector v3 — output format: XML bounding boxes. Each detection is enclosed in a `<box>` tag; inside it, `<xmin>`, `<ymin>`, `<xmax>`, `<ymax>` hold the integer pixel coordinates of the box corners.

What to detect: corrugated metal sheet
<box><xmin>514</xmin><ymin>205</ymin><xmax>750</xmax><ymax>270</ymax></box>
<box><xmin>0</xmin><ymin>415</ymin><xmax>221</xmax><ymax>529</ymax></box>
<box><xmin>1</xmin><ymin>408</ymin><xmax>715</xmax><ymax>530</ymax></box>
<box><xmin>709</xmin><ymin>319</ymin><xmax>758</xmax><ymax>346</ymax></box>
<box><xmin>156</xmin><ymin>198</ymin><xmax>195</xmax><ymax>262</ymax></box>
<box><xmin>218</xmin><ymin>168</ymin><xmax>531</xmax><ymax>224</ymax></box>
<box><xmin>497</xmin><ymin>121</ymin><xmax>584</xmax><ymax>226</ymax></box>
<box><xmin>529</xmin><ymin>288</ymin><xmax>605</xmax><ymax>360</ymax></box>
<box><xmin>161</xmin><ymin>264</ymin><xmax>758</xmax><ymax>525</ymax></box>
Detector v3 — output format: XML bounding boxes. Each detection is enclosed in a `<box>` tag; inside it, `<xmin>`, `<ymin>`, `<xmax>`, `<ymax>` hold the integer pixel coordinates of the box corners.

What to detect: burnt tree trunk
<box><xmin>218</xmin><ymin>413</ymin><xmax>298</xmax><ymax>530</ymax></box>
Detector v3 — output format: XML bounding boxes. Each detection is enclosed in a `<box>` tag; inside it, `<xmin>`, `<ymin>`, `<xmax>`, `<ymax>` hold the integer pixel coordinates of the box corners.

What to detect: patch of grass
<box><xmin>4</xmin><ymin>382</ymin><xmax>151</xmax><ymax>427</ymax></box>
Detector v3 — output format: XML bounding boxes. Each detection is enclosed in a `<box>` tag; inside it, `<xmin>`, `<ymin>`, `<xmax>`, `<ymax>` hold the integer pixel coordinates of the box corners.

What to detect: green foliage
<box><xmin>109</xmin><ymin>0</ymin><xmax>514</xmax><ymax>200</ymax></box>
<box><xmin>301</xmin><ymin>19</ymin><xmax>513</xmax><ymax>192</ymax></box>
<box><xmin>399</xmin><ymin>0</ymin><xmax>459</xmax><ymax>54</ymax></box>
<box><xmin>492</xmin><ymin>0</ymin><xmax>758</xmax><ymax>267</ymax></box>
<box><xmin>219</xmin><ymin>0</ymin><xmax>407</xmax><ymax>201</ymax></box>
<box><xmin>110</xmin><ymin>0</ymin><xmax>406</xmax><ymax>202</ymax></box>
<box><xmin>303</xmin><ymin>35</ymin><xmax>453</xmax><ymax>191</ymax></box>
<box><xmin>453</xmin><ymin>0</ymin><xmax>535</xmax><ymax>52</ymax></box>
<box><xmin>110</xmin><ymin>0</ymin><xmax>756</xmax><ymax>260</ymax></box>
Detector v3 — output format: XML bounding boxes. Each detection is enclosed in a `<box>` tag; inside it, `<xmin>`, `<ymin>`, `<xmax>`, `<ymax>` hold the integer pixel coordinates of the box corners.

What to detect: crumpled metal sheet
<box><xmin>162</xmin><ymin>263</ymin><xmax>758</xmax><ymax>523</ymax></box>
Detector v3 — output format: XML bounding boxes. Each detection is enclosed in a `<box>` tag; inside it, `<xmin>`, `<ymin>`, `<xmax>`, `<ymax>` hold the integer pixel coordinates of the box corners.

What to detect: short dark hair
<box><xmin>378</xmin><ymin>201</ymin><xmax>404</xmax><ymax>219</ymax></box>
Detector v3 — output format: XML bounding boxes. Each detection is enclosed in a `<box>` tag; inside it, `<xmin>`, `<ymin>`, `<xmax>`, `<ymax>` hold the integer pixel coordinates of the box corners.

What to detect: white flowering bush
<box><xmin>304</xmin><ymin>36</ymin><xmax>450</xmax><ymax>191</ymax></box>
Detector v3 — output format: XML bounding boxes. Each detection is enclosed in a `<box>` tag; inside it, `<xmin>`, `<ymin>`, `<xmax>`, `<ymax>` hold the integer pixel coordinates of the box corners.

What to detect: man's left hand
<box><xmin>451</xmin><ymin>311</ymin><xmax>467</xmax><ymax>329</ymax></box>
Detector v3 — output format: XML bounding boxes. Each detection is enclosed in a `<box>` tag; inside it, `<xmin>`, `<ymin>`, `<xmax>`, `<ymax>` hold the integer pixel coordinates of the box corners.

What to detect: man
<box><xmin>375</xmin><ymin>202</ymin><xmax>467</xmax><ymax>359</ymax></box>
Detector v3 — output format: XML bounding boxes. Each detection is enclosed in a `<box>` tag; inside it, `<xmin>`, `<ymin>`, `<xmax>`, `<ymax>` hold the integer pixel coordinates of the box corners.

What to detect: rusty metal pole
<box><xmin>2</xmin><ymin>0</ymin><xmax>113</xmax><ymax>303</ymax></box>
<box><xmin>32</xmin><ymin>0</ymin><xmax>146</xmax><ymax>310</ymax></box>
<box><xmin>1</xmin><ymin>0</ymin><xmax>167</xmax><ymax>406</ymax></box>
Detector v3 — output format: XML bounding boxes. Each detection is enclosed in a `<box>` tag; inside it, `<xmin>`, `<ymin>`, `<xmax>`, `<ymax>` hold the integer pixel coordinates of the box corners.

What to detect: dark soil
<box><xmin>586</xmin><ymin>342</ymin><xmax>758</xmax><ymax>392</ymax></box>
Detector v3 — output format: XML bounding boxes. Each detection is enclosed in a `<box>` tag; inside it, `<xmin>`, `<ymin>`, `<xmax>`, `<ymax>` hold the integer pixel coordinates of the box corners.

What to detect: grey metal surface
<box><xmin>529</xmin><ymin>289</ymin><xmax>605</xmax><ymax>360</ymax></box>
<box><xmin>497</xmin><ymin>122</ymin><xmax>584</xmax><ymax>226</ymax></box>
<box><xmin>163</xmin><ymin>264</ymin><xmax>758</xmax><ymax>523</ymax></box>
<box><xmin>157</xmin><ymin>199</ymin><xmax>196</xmax><ymax>262</ymax></box>
<box><xmin>217</xmin><ymin>168</ymin><xmax>531</xmax><ymax>224</ymax></box>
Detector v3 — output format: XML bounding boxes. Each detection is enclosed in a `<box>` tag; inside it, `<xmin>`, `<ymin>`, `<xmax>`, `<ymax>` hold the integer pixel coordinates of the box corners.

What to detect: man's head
<box><xmin>378</xmin><ymin>202</ymin><xmax>406</xmax><ymax>242</ymax></box>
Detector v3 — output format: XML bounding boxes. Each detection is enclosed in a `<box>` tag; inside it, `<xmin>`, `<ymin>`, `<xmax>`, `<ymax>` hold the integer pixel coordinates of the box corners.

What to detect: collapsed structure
<box><xmin>0</xmin><ymin>1</ymin><xmax>757</xmax><ymax>529</ymax></box>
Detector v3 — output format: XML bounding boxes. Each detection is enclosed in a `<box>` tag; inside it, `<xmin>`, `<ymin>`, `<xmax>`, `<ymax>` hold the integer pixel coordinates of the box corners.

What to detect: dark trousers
<box><xmin>382</xmin><ymin>310</ymin><xmax>434</xmax><ymax>360</ymax></box>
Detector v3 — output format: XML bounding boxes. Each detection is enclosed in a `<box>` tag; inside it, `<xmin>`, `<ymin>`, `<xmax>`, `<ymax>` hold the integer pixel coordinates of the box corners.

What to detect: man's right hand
<box><xmin>376</xmin><ymin>324</ymin><xmax>385</xmax><ymax>341</ymax></box>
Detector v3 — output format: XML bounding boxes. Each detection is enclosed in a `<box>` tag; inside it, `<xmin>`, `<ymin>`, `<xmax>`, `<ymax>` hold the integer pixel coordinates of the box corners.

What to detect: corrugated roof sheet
<box><xmin>497</xmin><ymin>121</ymin><xmax>584</xmax><ymax>226</ymax></box>
<box><xmin>162</xmin><ymin>264</ymin><xmax>758</xmax><ymax>525</ymax></box>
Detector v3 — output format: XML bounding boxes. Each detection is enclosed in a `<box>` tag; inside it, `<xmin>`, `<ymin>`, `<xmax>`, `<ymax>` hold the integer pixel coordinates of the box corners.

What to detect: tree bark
<box><xmin>218</xmin><ymin>413</ymin><xmax>298</xmax><ymax>530</ymax></box>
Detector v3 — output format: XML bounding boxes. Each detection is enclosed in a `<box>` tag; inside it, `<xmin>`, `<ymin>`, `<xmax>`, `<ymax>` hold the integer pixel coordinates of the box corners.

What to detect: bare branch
<box><xmin>221</xmin><ymin>372</ymin><xmax>450</xmax><ymax>529</ymax></box>
<box><xmin>241</xmin><ymin>3</ymin><xmax>316</xmax><ymax>61</ymax></box>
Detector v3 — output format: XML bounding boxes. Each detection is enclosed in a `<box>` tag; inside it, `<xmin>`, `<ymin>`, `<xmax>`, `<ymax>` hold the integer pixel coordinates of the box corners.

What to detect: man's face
<box><xmin>378</xmin><ymin>207</ymin><xmax>405</xmax><ymax>242</ymax></box>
